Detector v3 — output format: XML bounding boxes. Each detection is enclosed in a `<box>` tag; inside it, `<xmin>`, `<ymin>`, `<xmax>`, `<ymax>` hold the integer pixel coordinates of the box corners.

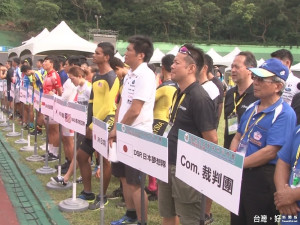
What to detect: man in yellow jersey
<box><xmin>146</xmin><ymin>54</ymin><xmax>177</xmax><ymax>201</ymax></box>
<box><xmin>76</xmin><ymin>42</ymin><xmax>119</xmax><ymax>209</ymax></box>
<box><xmin>224</xmin><ymin>52</ymin><xmax>258</xmax><ymax>149</ymax></box>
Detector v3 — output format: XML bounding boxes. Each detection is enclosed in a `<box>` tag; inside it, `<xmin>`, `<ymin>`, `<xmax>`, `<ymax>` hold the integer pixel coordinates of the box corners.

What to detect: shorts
<box><xmin>111</xmin><ymin>162</ymin><xmax>142</xmax><ymax>185</ymax></box>
<box><xmin>14</xmin><ymin>88</ymin><xmax>20</xmax><ymax>103</ymax></box>
<box><xmin>158</xmin><ymin>165</ymin><xmax>203</xmax><ymax>225</ymax></box>
<box><xmin>62</xmin><ymin>125</ymin><xmax>74</xmax><ymax>136</ymax></box>
<box><xmin>152</xmin><ymin>119</ymin><xmax>168</xmax><ymax>136</ymax></box>
<box><xmin>76</xmin><ymin>133</ymin><xmax>85</xmax><ymax>147</ymax></box>
<box><xmin>79</xmin><ymin>137</ymin><xmax>94</xmax><ymax>156</ymax></box>
<box><xmin>79</xmin><ymin>114</ymin><xmax>115</xmax><ymax>157</ymax></box>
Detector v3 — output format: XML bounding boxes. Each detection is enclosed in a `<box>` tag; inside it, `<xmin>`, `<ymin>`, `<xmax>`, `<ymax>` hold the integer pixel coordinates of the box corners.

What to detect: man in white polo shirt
<box><xmin>109</xmin><ymin>35</ymin><xmax>156</xmax><ymax>225</ymax></box>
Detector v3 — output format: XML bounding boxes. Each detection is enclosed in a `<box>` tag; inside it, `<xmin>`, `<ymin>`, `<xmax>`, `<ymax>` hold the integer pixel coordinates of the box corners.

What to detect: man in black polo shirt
<box><xmin>158</xmin><ymin>44</ymin><xmax>218</xmax><ymax>225</ymax></box>
<box><xmin>224</xmin><ymin>51</ymin><xmax>258</xmax><ymax>149</ymax></box>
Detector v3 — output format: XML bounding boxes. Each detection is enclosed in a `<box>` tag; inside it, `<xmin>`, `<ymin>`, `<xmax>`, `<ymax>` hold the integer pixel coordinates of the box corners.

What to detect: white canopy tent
<box><xmin>167</xmin><ymin>45</ymin><xmax>179</xmax><ymax>56</ymax></box>
<box><xmin>291</xmin><ymin>63</ymin><xmax>300</xmax><ymax>72</ymax></box>
<box><xmin>206</xmin><ymin>48</ymin><xmax>223</xmax><ymax>65</ymax></box>
<box><xmin>219</xmin><ymin>47</ymin><xmax>241</xmax><ymax>66</ymax></box>
<box><xmin>257</xmin><ymin>58</ymin><xmax>265</xmax><ymax>67</ymax></box>
<box><xmin>8</xmin><ymin>28</ymin><xmax>50</xmax><ymax>57</ymax></box>
<box><xmin>9</xmin><ymin>21</ymin><xmax>96</xmax><ymax>58</ymax></box>
<box><xmin>114</xmin><ymin>52</ymin><xmax>124</xmax><ymax>62</ymax></box>
<box><xmin>149</xmin><ymin>48</ymin><xmax>165</xmax><ymax>64</ymax></box>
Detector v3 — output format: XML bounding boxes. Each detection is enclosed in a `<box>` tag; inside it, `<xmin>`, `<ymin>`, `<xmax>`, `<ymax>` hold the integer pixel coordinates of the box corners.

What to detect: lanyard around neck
<box><xmin>169</xmin><ymin>91</ymin><xmax>186</xmax><ymax>125</ymax></box>
<box><xmin>232</xmin><ymin>92</ymin><xmax>245</xmax><ymax>114</ymax></box>
<box><xmin>293</xmin><ymin>145</ymin><xmax>300</xmax><ymax>169</ymax></box>
<box><xmin>240</xmin><ymin>107</ymin><xmax>265</xmax><ymax>141</ymax></box>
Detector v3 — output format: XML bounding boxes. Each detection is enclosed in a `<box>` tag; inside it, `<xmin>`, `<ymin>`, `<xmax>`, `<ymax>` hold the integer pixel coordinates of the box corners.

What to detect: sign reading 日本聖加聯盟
<box><xmin>64</xmin><ymin>101</ymin><xmax>87</xmax><ymax>135</ymax></box>
<box><xmin>116</xmin><ymin>123</ymin><xmax>168</xmax><ymax>182</ymax></box>
<box><xmin>176</xmin><ymin>129</ymin><xmax>244</xmax><ymax>215</ymax></box>
<box><xmin>20</xmin><ymin>86</ymin><xmax>27</xmax><ymax>104</ymax></box>
<box><xmin>41</xmin><ymin>93</ymin><xmax>54</xmax><ymax>118</ymax></box>
<box><xmin>93</xmin><ymin>117</ymin><xmax>109</xmax><ymax>159</ymax></box>
<box><xmin>27</xmin><ymin>86</ymin><xmax>33</xmax><ymax>104</ymax></box>
<box><xmin>53</xmin><ymin>97</ymin><xmax>67</xmax><ymax>126</ymax></box>
<box><xmin>33</xmin><ymin>90</ymin><xmax>40</xmax><ymax>111</ymax></box>
<box><xmin>10</xmin><ymin>83</ymin><xmax>14</xmax><ymax>99</ymax></box>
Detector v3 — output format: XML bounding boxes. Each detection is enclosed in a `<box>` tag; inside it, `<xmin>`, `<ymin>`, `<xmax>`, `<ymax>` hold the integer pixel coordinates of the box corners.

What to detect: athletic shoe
<box><xmin>88</xmin><ymin>195</ymin><xmax>108</xmax><ymax>210</ymax></box>
<box><xmin>51</xmin><ymin>176</ymin><xmax>68</xmax><ymax>186</ymax></box>
<box><xmin>55</xmin><ymin>160</ymin><xmax>70</xmax><ymax>169</ymax></box>
<box><xmin>110</xmin><ymin>215</ymin><xmax>138</xmax><ymax>225</ymax></box>
<box><xmin>23</xmin><ymin>124</ymin><xmax>29</xmax><ymax>130</ymax></box>
<box><xmin>30</xmin><ymin>128</ymin><xmax>42</xmax><ymax>136</ymax></box>
<box><xmin>107</xmin><ymin>187</ymin><xmax>123</xmax><ymax>199</ymax></box>
<box><xmin>45</xmin><ymin>153</ymin><xmax>59</xmax><ymax>162</ymax></box>
<box><xmin>77</xmin><ymin>190</ymin><xmax>95</xmax><ymax>202</ymax></box>
<box><xmin>205</xmin><ymin>213</ymin><xmax>214</xmax><ymax>225</ymax></box>
<box><xmin>76</xmin><ymin>176</ymin><xmax>83</xmax><ymax>184</ymax></box>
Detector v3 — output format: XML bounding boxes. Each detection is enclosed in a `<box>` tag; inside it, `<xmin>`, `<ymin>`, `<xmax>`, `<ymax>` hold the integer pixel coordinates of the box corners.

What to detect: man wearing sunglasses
<box><xmin>230</xmin><ymin>58</ymin><xmax>296</xmax><ymax>225</ymax></box>
<box><xmin>158</xmin><ymin>44</ymin><xmax>217</xmax><ymax>225</ymax></box>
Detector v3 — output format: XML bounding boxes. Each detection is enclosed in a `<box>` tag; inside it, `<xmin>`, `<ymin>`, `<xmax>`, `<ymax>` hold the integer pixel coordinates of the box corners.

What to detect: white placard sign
<box><xmin>53</xmin><ymin>97</ymin><xmax>67</xmax><ymax>126</ymax></box>
<box><xmin>33</xmin><ymin>90</ymin><xmax>41</xmax><ymax>111</ymax></box>
<box><xmin>176</xmin><ymin>129</ymin><xmax>244</xmax><ymax>215</ymax></box>
<box><xmin>0</xmin><ymin>80</ymin><xmax>4</xmax><ymax>92</ymax></box>
<box><xmin>4</xmin><ymin>81</ymin><xmax>7</xmax><ymax>97</ymax></box>
<box><xmin>0</xmin><ymin>80</ymin><xmax>4</xmax><ymax>99</ymax></box>
<box><xmin>65</xmin><ymin>102</ymin><xmax>87</xmax><ymax>135</ymax></box>
<box><xmin>27</xmin><ymin>86</ymin><xmax>33</xmax><ymax>104</ymax></box>
<box><xmin>10</xmin><ymin>84</ymin><xmax>15</xmax><ymax>99</ymax></box>
<box><xmin>116</xmin><ymin>123</ymin><xmax>168</xmax><ymax>182</ymax></box>
<box><xmin>93</xmin><ymin>117</ymin><xmax>109</xmax><ymax>159</ymax></box>
<box><xmin>20</xmin><ymin>86</ymin><xmax>27</xmax><ymax>103</ymax></box>
<box><xmin>41</xmin><ymin>93</ymin><xmax>54</xmax><ymax>118</ymax></box>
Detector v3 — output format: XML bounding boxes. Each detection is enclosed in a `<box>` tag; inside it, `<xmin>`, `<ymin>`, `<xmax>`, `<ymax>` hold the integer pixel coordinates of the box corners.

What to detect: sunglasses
<box><xmin>251</xmin><ymin>74</ymin><xmax>274</xmax><ymax>83</ymax></box>
<box><xmin>178</xmin><ymin>46</ymin><xmax>196</xmax><ymax>61</ymax></box>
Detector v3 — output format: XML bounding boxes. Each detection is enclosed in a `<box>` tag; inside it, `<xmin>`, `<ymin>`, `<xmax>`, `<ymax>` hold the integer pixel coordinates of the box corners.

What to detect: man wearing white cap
<box><xmin>230</xmin><ymin>58</ymin><xmax>296</xmax><ymax>225</ymax></box>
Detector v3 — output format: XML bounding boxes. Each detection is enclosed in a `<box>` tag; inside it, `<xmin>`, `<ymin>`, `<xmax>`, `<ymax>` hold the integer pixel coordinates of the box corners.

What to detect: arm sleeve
<box><xmin>193</xmin><ymin>94</ymin><xmax>217</xmax><ymax>132</ymax></box>
<box><xmin>267</xmin><ymin>109</ymin><xmax>296</xmax><ymax>147</ymax></box>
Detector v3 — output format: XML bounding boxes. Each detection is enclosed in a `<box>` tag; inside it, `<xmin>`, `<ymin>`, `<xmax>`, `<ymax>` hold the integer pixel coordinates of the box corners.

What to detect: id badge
<box><xmin>291</xmin><ymin>168</ymin><xmax>300</xmax><ymax>188</ymax></box>
<box><xmin>237</xmin><ymin>139</ymin><xmax>249</xmax><ymax>156</ymax></box>
<box><xmin>228</xmin><ymin>115</ymin><xmax>238</xmax><ymax>135</ymax></box>
<box><xmin>163</xmin><ymin>123</ymin><xmax>173</xmax><ymax>138</ymax></box>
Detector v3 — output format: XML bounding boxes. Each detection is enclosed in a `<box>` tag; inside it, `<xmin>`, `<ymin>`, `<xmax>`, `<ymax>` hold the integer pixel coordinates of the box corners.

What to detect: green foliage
<box><xmin>34</xmin><ymin>1</ymin><xmax>60</xmax><ymax>28</ymax></box>
<box><xmin>0</xmin><ymin>0</ymin><xmax>299</xmax><ymax>46</ymax></box>
<box><xmin>0</xmin><ymin>0</ymin><xmax>20</xmax><ymax>19</ymax></box>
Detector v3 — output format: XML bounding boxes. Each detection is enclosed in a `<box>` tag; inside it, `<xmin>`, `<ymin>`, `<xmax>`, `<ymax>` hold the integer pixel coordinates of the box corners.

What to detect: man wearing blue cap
<box><xmin>230</xmin><ymin>58</ymin><xmax>296</xmax><ymax>225</ymax></box>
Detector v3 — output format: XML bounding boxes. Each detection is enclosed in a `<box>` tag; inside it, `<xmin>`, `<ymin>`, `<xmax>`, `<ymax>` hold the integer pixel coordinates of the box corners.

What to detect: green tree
<box><xmin>201</xmin><ymin>2</ymin><xmax>221</xmax><ymax>41</ymax></box>
<box><xmin>0</xmin><ymin>0</ymin><xmax>20</xmax><ymax>19</ymax></box>
<box><xmin>34</xmin><ymin>1</ymin><xmax>60</xmax><ymax>28</ymax></box>
<box><xmin>69</xmin><ymin>0</ymin><xmax>103</xmax><ymax>23</ymax></box>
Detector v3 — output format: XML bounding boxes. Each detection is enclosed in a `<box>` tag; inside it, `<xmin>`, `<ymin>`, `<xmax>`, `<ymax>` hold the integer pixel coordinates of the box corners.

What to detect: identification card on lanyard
<box><xmin>291</xmin><ymin>145</ymin><xmax>300</xmax><ymax>188</ymax></box>
<box><xmin>237</xmin><ymin>139</ymin><xmax>249</xmax><ymax>156</ymax></box>
<box><xmin>292</xmin><ymin>168</ymin><xmax>300</xmax><ymax>188</ymax></box>
<box><xmin>228</xmin><ymin>114</ymin><xmax>238</xmax><ymax>135</ymax></box>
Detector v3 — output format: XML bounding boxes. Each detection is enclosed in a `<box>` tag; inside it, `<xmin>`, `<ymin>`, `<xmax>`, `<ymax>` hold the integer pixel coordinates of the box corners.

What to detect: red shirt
<box><xmin>43</xmin><ymin>70</ymin><xmax>62</xmax><ymax>94</ymax></box>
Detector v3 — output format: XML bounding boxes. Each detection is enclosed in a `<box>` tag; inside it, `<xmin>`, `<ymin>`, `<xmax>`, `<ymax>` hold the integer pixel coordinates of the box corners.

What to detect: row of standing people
<box><xmin>1</xmin><ymin>39</ymin><xmax>300</xmax><ymax>225</ymax></box>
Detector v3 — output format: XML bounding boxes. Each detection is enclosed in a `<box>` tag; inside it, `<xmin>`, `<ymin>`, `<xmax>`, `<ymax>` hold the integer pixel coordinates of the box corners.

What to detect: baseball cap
<box><xmin>248</xmin><ymin>58</ymin><xmax>289</xmax><ymax>81</ymax></box>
